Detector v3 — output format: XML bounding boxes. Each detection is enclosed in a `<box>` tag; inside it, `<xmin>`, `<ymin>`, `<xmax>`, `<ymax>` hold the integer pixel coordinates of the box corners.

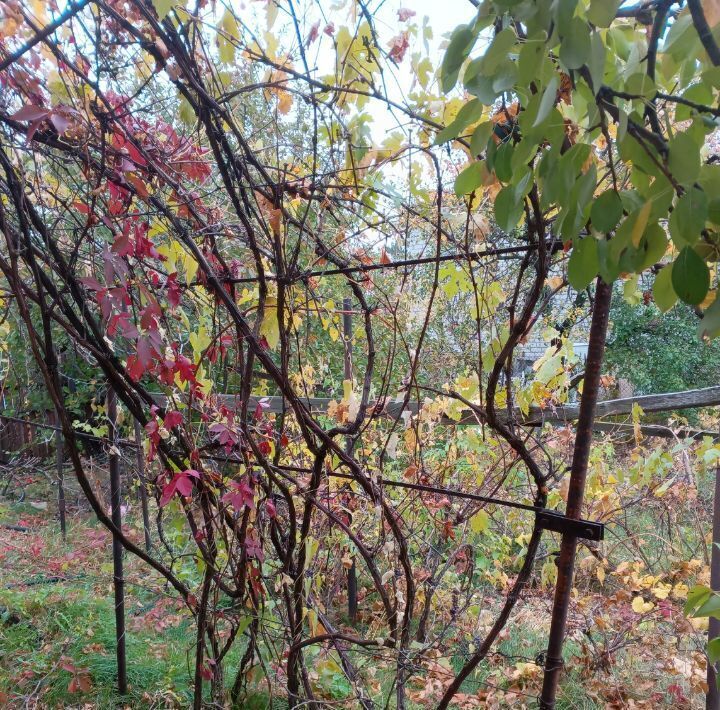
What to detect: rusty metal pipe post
<box><xmin>540</xmin><ymin>279</ymin><xmax>612</xmax><ymax>708</ymax></box>
<box><xmin>107</xmin><ymin>388</ymin><xmax>128</xmax><ymax>694</ymax></box>
<box><xmin>133</xmin><ymin>419</ymin><xmax>152</xmax><ymax>552</ymax></box>
<box><xmin>343</xmin><ymin>297</ymin><xmax>358</xmax><ymax>623</ymax></box>
<box><xmin>54</xmin><ymin>351</ymin><xmax>67</xmax><ymax>540</ymax></box>
<box><xmin>707</xmin><ymin>424</ymin><xmax>720</xmax><ymax>710</ymax></box>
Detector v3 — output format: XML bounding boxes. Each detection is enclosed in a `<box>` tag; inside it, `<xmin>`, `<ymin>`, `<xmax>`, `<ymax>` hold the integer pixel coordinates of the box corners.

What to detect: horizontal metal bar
<box><xmin>535</xmin><ymin>510</ymin><xmax>604</xmax><ymax>542</ymax></box>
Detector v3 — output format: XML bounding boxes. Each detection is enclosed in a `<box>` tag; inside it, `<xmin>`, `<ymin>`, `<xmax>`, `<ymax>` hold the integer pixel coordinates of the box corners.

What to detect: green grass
<box><xmin>0</xmin><ymin>581</ymin><xmax>197</xmax><ymax>707</ymax></box>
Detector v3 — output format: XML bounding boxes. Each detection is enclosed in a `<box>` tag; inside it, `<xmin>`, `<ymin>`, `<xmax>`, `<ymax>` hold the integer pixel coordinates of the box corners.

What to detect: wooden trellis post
<box><xmin>107</xmin><ymin>388</ymin><xmax>128</xmax><ymax>695</ymax></box>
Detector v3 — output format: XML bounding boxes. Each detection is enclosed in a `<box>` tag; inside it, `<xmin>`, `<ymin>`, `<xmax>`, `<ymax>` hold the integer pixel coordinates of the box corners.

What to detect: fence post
<box><xmin>343</xmin><ymin>296</ymin><xmax>358</xmax><ymax>623</ymax></box>
<box><xmin>107</xmin><ymin>387</ymin><xmax>128</xmax><ymax>694</ymax></box>
<box><xmin>707</xmin><ymin>421</ymin><xmax>720</xmax><ymax>710</ymax></box>
<box><xmin>540</xmin><ymin>279</ymin><xmax>612</xmax><ymax>708</ymax></box>
<box><xmin>133</xmin><ymin>419</ymin><xmax>152</xmax><ymax>552</ymax></box>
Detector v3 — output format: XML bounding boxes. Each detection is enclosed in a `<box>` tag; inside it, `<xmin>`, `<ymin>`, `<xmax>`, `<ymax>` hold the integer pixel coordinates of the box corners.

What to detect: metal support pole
<box><xmin>133</xmin><ymin>419</ymin><xmax>152</xmax><ymax>552</ymax></box>
<box><xmin>540</xmin><ymin>279</ymin><xmax>612</xmax><ymax>708</ymax></box>
<box><xmin>343</xmin><ymin>297</ymin><xmax>358</xmax><ymax>623</ymax></box>
<box><xmin>55</xmin><ymin>421</ymin><xmax>66</xmax><ymax>540</ymax></box>
<box><xmin>107</xmin><ymin>388</ymin><xmax>128</xmax><ymax>695</ymax></box>
<box><xmin>54</xmin><ymin>351</ymin><xmax>66</xmax><ymax>540</ymax></box>
<box><xmin>707</xmin><ymin>422</ymin><xmax>720</xmax><ymax>710</ymax></box>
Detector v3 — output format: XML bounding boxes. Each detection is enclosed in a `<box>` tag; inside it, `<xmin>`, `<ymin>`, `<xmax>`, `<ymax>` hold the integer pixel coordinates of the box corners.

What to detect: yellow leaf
<box><xmin>260</xmin><ymin>309</ymin><xmax>280</xmax><ymax>350</ymax></box>
<box><xmin>220</xmin><ymin>8</ymin><xmax>240</xmax><ymax>40</ymax></box>
<box><xmin>630</xmin><ymin>200</ymin><xmax>652</xmax><ymax>248</ymax></box>
<box><xmin>218</xmin><ymin>36</ymin><xmax>235</xmax><ymax>64</ymax></box>
<box><xmin>183</xmin><ymin>253</ymin><xmax>198</xmax><ymax>285</ymax></box>
<box><xmin>652</xmin><ymin>583</ymin><xmax>671</xmax><ymax>600</ymax></box>
<box><xmin>278</xmin><ymin>91</ymin><xmax>293</xmax><ymax>114</ymax></box>
<box><xmin>307</xmin><ymin>608</ymin><xmax>318</xmax><ymax>636</ymax></box>
<box><xmin>152</xmin><ymin>0</ymin><xmax>179</xmax><ymax>21</ymax></box>
<box><xmin>631</xmin><ymin>596</ymin><xmax>654</xmax><ymax>613</ymax></box>
<box><xmin>189</xmin><ymin>325</ymin><xmax>211</xmax><ymax>362</ymax></box>
<box><xmin>470</xmin><ymin>510</ymin><xmax>489</xmax><ymax>534</ymax></box>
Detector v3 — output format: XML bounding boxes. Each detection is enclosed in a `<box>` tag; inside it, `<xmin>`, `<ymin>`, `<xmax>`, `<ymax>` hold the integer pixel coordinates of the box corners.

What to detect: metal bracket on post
<box><xmin>535</xmin><ymin>510</ymin><xmax>604</xmax><ymax>542</ymax></box>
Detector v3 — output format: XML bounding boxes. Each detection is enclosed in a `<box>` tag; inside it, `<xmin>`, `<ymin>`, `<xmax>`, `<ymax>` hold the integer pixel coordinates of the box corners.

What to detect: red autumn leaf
<box><xmin>136</xmin><ymin>336</ymin><xmax>154</xmax><ymax>369</ymax></box>
<box><xmin>222</xmin><ymin>479</ymin><xmax>255</xmax><ymax>511</ymax></box>
<box><xmin>163</xmin><ymin>410</ymin><xmax>183</xmax><ymax>429</ymax></box>
<box><xmin>306</xmin><ymin>20</ymin><xmax>320</xmax><ymax>47</ymax></box>
<box><xmin>140</xmin><ymin>305</ymin><xmax>160</xmax><ymax>332</ymax></box>
<box><xmin>266</xmin><ymin>499</ymin><xmax>277</xmax><ymax>518</ymax></box>
<box><xmin>244</xmin><ymin>534</ymin><xmax>264</xmax><ymax>561</ymax></box>
<box><xmin>199</xmin><ymin>658</ymin><xmax>215</xmax><ymax>680</ymax></box>
<box><xmin>166</xmin><ymin>273</ymin><xmax>182</xmax><ymax>308</ymax></box>
<box><xmin>127</xmin><ymin>173</ymin><xmax>150</xmax><ymax>200</ymax></box>
<box><xmin>79</xmin><ymin>276</ymin><xmax>104</xmax><ymax>291</ymax></box>
<box><xmin>209</xmin><ymin>421</ymin><xmax>239</xmax><ymax>453</ymax></box>
<box><xmin>175</xmin><ymin>353</ymin><xmax>196</xmax><ymax>383</ymax></box>
<box><xmin>160</xmin><ymin>469</ymin><xmax>200</xmax><ymax>506</ymax></box>
<box><xmin>388</xmin><ymin>32</ymin><xmax>409</xmax><ymax>63</ymax></box>
<box><xmin>50</xmin><ymin>111</ymin><xmax>71</xmax><ymax>135</ymax></box>
<box><xmin>10</xmin><ymin>104</ymin><xmax>50</xmax><ymax>122</ymax></box>
<box><xmin>112</xmin><ymin>231</ymin><xmax>134</xmax><ymax>257</ymax></box>
<box><xmin>126</xmin><ymin>354</ymin><xmax>144</xmax><ymax>382</ymax></box>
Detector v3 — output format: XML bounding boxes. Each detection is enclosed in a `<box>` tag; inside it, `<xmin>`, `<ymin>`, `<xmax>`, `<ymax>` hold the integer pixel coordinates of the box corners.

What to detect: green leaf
<box><xmin>560</xmin><ymin>18</ymin><xmax>591</xmax><ymax>70</ymax></box>
<box><xmin>434</xmin><ymin>99</ymin><xmax>484</xmax><ymax>145</ymax></box>
<box><xmin>454</xmin><ymin>161</ymin><xmax>484</xmax><ymax>196</ymax></box>
<box><xmin>590</xmin><ymin>190</ymin><xmax>623</xmax><ymax>233</ymax></box>
<box><xmin>625</xmin><ymin>72</ymin><xmax>657</xmax><ymax>100</ymax></box>
<box><xmin>699</xmin><ymin>297</ymin><xmax>720</xmax><ymax>339</ymax></box>
<box><xmin>709</xmin><ymin>637</ymin><xmax>720</xmax><ymax>664</ymax></box>
<box><xmin>481</xmin><ymin>28</ymin><xmax>517</xmax><ymax>74</ymax></box>
<box><xmin>441</xmin><ymin>23</ymin><xmax>480</xmax><ymax>93</ymax></box>
<box><xmin>494</xmin><ymin>185</ymin><xmax>524</xmax><ymax>232</ymax></box>
<box><xmin>696</xmin><ymin>593</ymin><xmax>720</xmax><ymax>619</ymax></box>
<box><xmin>633</xmin><ymin>223</ymin><xmax>668</xmax><ymax>272</ymax></box>
<box><xmin>533</xmin><ymin>75</ymin><xmax>559</xmax><ymax>128</ymax></box>
<box><xmin>470</xmin><ymin>122</ymin><xmax>493</xmax><ymax>155</ymax></box>
<box><xmin>490</xmin><ymin>58</ymin><xmax>518</xmax><ymax>93</ymax></box>
<box><xmin>470</xmin><ymin>509</ymin><xmax>489</xmax><ymax>534</ymax></box>
<box><xmin>568</xmin><ymin>238</ymin><xmax>599</xmax><ymax>290</ymax></box>
<box><xmin>653</xmin><ymin>264</ymin><xmax>677</xmax><ymax>313</ymax></box>
<box><xmin>587</xmin><ymin>0</ymin><xmax>622</xmax><ymax>28</ymax></box>
<box><xmin>494</xmin><ymin>141</ymin><xmax>514</xmax><ymax>182</ymax></box>
<box><xmin>670</xmin><ymin>187</ymin><xmax>707</xmax><ymax>248</ymax></box>
<box><xmin>671</xmin><ymin>247</ymin><xmax>709</xmax><ymax>305</ymax></box>
<box><xmin>668</xmin><ymin>131</ymin><xmax>701</xmax><ymax>185</ymax></box>
<box><xmin>685</xmin><ymin>584</ymin><xmax>712</xmax><ymax>616</ymax></box>
<box><xmin>588</xmin><ymin>31</ymin><xmax>607</xmax><ymax>91</ymax></box>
